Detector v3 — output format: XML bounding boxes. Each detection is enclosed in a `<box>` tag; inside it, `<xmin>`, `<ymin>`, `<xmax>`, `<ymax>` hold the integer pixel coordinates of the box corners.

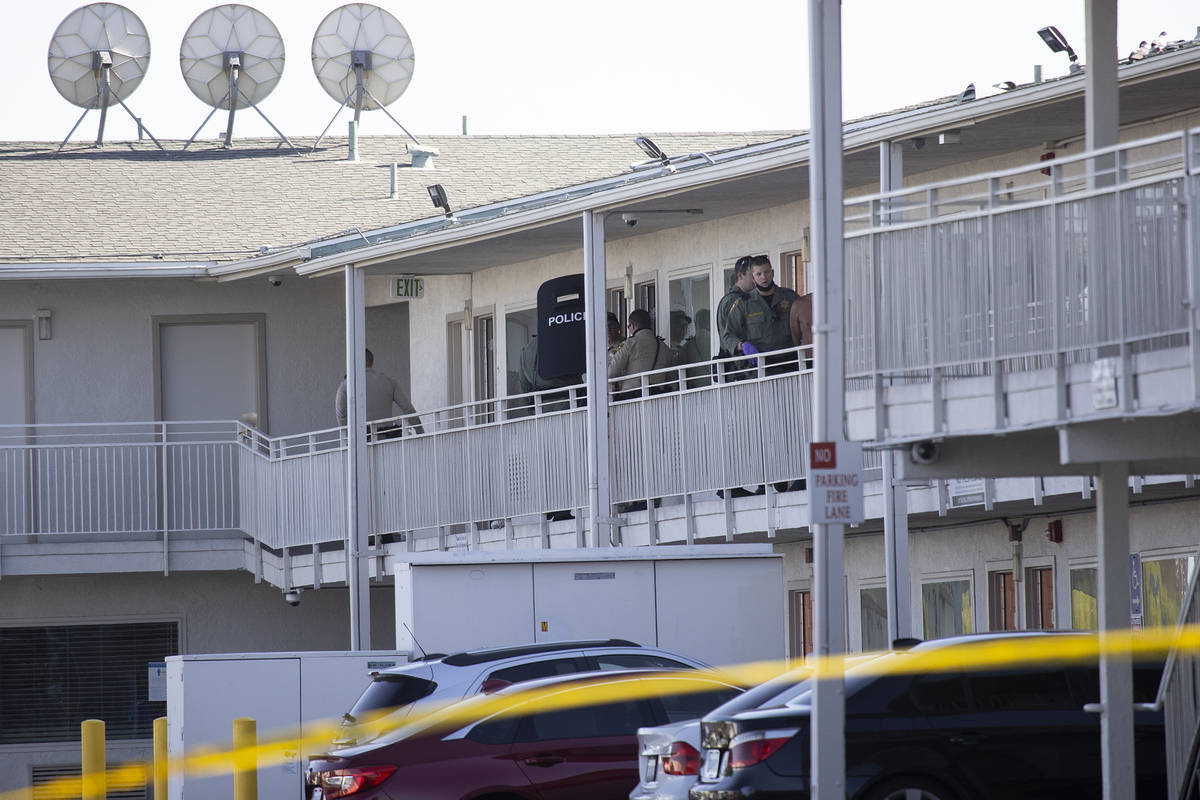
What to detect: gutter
<box><xmin>0</xmin><ymin>262</ymin><xmax>213</xmax><ymax>280</ymax></box>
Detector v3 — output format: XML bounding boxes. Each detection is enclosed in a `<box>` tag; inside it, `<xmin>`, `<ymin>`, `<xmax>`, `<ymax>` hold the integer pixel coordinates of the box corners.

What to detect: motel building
<box><xmin>2</xmin><ymin>32</ymin><xmax>1200</xmax><ymax>797</ymax></box>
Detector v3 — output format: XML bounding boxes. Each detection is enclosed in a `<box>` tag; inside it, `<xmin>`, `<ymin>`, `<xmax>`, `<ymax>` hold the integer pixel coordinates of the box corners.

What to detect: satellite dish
<box><xmin>48</xmin><ymin>3</ymin><xmax>161</xmax><ymax>149</ymax></box>
<box><xmin>180</xmin><ymin>4</ymin><xmax>294</xmax><ymax>149</ymax></box>
<box><xmin>310</xmin><ymin>3</ymin><xmax>419</xmax><ymax>148</ymax></box>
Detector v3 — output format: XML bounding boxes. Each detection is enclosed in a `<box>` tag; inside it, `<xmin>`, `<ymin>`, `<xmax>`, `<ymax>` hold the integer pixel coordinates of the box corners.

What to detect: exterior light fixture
<box><xmin>634</xmin><ymin>136</ymin><xmax>677</xmax><ymax>172</ymax></box>
<box><xmin>427</xmin><ymin>183</ymin><xmax>453</xmax><ymax>218</ymax></box>
<box><xmin>35</xmin><ymin>308</ymin><xmax>52</xmax><ymax>340</ymax></box>
<box><xmin>1037</xmin><ymin>26</ymin><xmax>1082</xmax><ymax>73</ymax></box>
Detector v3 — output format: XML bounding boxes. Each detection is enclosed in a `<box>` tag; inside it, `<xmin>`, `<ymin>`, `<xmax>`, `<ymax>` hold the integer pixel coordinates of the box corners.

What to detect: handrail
<box><xmin>844</xmin><ymin>126</ymin><xmax>1191</xmax><ymax>209</ymax></box>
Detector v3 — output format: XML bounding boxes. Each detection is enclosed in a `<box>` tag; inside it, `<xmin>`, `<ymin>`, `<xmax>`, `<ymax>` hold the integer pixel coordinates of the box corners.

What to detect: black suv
<box><xmin>690</xmin><ymin>633</ymin><xmax>1165</xmax><ymax>800</ymax></box>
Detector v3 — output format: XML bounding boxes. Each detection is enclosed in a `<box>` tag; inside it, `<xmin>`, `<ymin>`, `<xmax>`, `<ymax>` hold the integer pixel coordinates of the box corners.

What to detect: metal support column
<box><xmin>344</xmin><ymin>265</ymin><xmax>372</xmax><ymax>649</ymax></box>
<box><xmin>1085</xmin><ymin>0</ymin><xmax>1119</xmax><ymax>187</ymax></box>
<box><xmin>1096</xmin><ymin>461</ymin><xmax>1134</xmax><ymax>800</ymax></box>
<box><xmin>583</xmin><ymin>211</ymin><xmax>613</xmax><ymax>547</ymax></box>
<box><xmin>879</xmin><ymin>140</ymin><xmax>910</xmax><ymax>644</ymax></box>
<box><xmin>809</xmin><ymin>0</ymin><xmax>847</xmax><ymax>795</ymax></box>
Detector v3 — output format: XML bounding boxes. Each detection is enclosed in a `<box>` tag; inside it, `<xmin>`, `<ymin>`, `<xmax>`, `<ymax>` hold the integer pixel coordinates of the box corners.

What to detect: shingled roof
<box><xmin>0</xmin><ymin>132</ymin><xmax>792</xmax><ymax>264</ymax></box>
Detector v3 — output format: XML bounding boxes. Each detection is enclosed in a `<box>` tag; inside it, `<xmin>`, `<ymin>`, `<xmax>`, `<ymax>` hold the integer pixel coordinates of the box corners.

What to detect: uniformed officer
<box><xmin>716</xmin><ymin>256</ymin><xmax>756</xmax><ymax>359</ymax></box>
<box><xmin>726</xmin><ymin>255</ymin><xmax>800</xmax><ymax>371</ymax></box>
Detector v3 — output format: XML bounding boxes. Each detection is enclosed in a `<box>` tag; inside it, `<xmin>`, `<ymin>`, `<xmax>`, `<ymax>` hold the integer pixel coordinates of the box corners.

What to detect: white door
<box><xmin>159</xmin><ymin>321</ymin><xmax>262</xmax><ymax>425</ymax></box>
<box><xmin>157</xmin><ymin>320</ymin><xmax>261</xmax><ymax>533</ymax></box>
<box><xmin>0</xmin><ymin>324</ymin><xmax>31</xmax><ymax>534</ymax></box>
<box><xmin>0</xmin><ymin>324</ymin><xmax>30</xmax><ymax>426</ymax></box>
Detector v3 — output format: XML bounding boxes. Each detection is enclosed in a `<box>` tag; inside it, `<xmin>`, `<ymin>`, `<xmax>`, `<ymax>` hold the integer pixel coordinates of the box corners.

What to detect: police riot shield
<box><xmin>536</xmin><ymin>274</ymin><xmax>587</xmax><ymax>380</ymax></box>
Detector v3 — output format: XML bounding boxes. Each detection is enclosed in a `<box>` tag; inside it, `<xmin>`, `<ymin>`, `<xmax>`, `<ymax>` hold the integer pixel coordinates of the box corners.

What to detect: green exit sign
<box><xmin>391</xmin><ymin>276</ymin><xmax>425</xmax><ymax>300</ymax></box>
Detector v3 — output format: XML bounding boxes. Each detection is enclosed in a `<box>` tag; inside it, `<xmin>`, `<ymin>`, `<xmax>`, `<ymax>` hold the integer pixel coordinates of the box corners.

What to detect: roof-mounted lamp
<box><xmin>427</xmin><ymin>183</ymin><xmax>455</xmax><ymax>219</ymax></box>
<box><xmin>1037</xmin><ymin>26</ymin><xmax>1082</xmax><ymax>74</ymax></box>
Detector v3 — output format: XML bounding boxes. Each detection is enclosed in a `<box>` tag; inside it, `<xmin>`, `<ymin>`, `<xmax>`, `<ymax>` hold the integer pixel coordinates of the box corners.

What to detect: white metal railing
<box><xmin>844</xmin><ymin>127</ymin><xmax>1200</xmax><ymax>414</ymax></box>
<box><xmin>1160</xmin><ymin>556</ymin><xmax>1200</xmax><ymax>800</ymax></box>
<box><xmin>0</xmin><ymin>421</ymin><xmax>239</xmax><ymax>536</ymax></box>
<box><xmin>232</xmin><ymin>345</ymin><xmax>849</xmax><ymax>547</ymax></box>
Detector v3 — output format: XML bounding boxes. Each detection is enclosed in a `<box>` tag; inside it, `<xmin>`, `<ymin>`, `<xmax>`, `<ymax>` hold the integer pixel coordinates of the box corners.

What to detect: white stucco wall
<box><xmin>0</xmin><ymin>276</ymin><xmax>410</xmax><ymax>436</ymax></box>
<box><xmin>780</xmin><ymin>497</ymin><xmax>1200</xmax><ymax>652</ymax></box>
<box><xmin>0</xmin><ymin>571</ymin><xmax>395</xmax><ymax>794</ymax></box>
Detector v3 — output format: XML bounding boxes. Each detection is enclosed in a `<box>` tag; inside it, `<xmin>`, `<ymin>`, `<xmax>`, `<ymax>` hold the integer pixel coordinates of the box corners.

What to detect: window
<box><xmin>1142</xmin><ymin>556</ymin><xmax>1195</xmax><ymax>628</ymax></box>
<box><xmin>657</xmin><ymin>686</ymin><xmax>741</xmax><ymax>723</ymax></box>
<box><xmin>781</xmin><ymin>249</ymin><xmax>811</xmax><ymax>296</ymax></box>
<box><xmin>1025</xmin><ymin>566</ymin><xmax>1055</xmax><ymax>630</ymax></box>
<box><xmin>467</xmin><ymin>715</ymin><xmax>519</xmax><ymax>745</ymax></box>
<box><xmin>1070</xmin><ymin>567</ymin><xmax>1098</xmax><ymax>629</ymax></box>
<box><xmin>634</xmin><ymin>280</ymin><xmax>657</xmax><ymax>329</ymax></box>
<box><xmin>446</xmin><ymin>320</ymin><xmax>465</xmax><ymax>411</ymax></box>
<box><xmin>348</xmin><ymin>675</ymin><xmax>436</xmax><ymax>718</ymax></box>
<box><xmin>514</xmin><ymin>698</ymin><xmax>652</xmax><ymax>741</ymax></box>
<box><xmin>606</xmin><ymin>287</ymin><xmax>627</xmax><ymax>328</ymax></box>
<box><xmin>967</xmin><ymin>668</ymin><xmax>1075</xmax><ymax>712</ymax></box>
<box><xmin>472</xmin><ymin>314</ymin><xmax>495</xmax><ymax>402</ymax></box>
<box><xmin>988</xmin><ymin>571</ymin><xmax>1016</xmax><ymax>631</ymax></box>
<box><xmin>859</xmin><ymin>587</ymin><xmax>888</xmax><ymax>651</ymax></box>
<box><xmin>593</xmin><ymin>654</ymin><xmax>690</xmax><ymax>671</ymax></box>
<box><xmin>789</xmin><ymin>590</ymin><xmax>813</xmax><ymax>659</ymax></box>
<box><xmin>488</xmin><ymin>657</ymin><xmax>587</xmax><ymax>685</ymax></box>
<box><xmin>668</xmin><ymin>272</ymin><xmax>711</xmax><ymax>364</ymax></box>
<box><xmin>0</xmin><ymin>621</ymin><xmax>178</xmax><ymax>743</ymax></box>
<box><xmin>922</xmin><ymin>579</ymin><xmax>973</xmax><ymax>639</ymax></box>
<box><xmin>504</xmin><ymin>308</ymin><xmax>537</xmax><ymax>396</ymax></box>
<box><xmin>908</xmin><ymin>673</ymin><xmax>969</xmax><ymax>715</ymax></box>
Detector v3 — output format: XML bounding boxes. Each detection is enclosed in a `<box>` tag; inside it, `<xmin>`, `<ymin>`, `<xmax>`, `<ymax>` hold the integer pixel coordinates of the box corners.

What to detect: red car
<box><xmin>305</xmin><ymin>670</ymin><xmax>742</xmax><ymax>800</ymax></box>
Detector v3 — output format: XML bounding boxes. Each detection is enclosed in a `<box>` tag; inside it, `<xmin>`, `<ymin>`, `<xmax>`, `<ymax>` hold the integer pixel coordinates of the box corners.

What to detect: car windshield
<box><xmin>348</xmin><ymin>675</ymin><xmax>437</xmax><ymax>719</ymax></box>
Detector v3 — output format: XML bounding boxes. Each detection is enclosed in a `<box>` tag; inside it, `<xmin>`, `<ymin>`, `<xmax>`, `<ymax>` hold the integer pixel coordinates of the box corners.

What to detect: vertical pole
<box><xmin>345</xmin><ymin>265</ymin><xmax>372</xmax><ymax>649</ymax></box>
<box><xmin>1096</xmin><ymin>461</ymin><xmax>1134</xmax><ymax>800</ymax></box>
<box><xmin>232</xmin><ymin>717</ymin><xmax>257</xmax><ymax>800</ymax></box>
<box><xmin>153</xmin><ymin>716</ymin><xmax>168</xmax><ymax>800</ymax></box>
<box><xmin>224</xmin><ymin>64</ymin><xmax>240</xmax><ymax>147</ymax></box>
<box><xmin>582</xmin><ymin>211</ymin><xmax>612</xmax><ymax>547</ymax></box>
<box><xmin>879</xmin><ymin>140</ymin><xmax>910</xmax><ymax>644</ymax></box>
<box><xmin>809</xmin><ymin>0</ymin><xmax>846</xmax><ymax>796</ymax></box>
<box><xmin>81</xmin><ymin>719</ymin><xmax>105</xmax><ymax>800</ymax></box>
<box><xmin>1085</xmin><ymin>0</ymin><xmax>1119</xmax><ymax>188</ymax></box>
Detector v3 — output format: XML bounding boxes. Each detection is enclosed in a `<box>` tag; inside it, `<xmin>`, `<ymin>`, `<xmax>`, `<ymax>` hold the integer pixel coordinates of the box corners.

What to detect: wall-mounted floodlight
<box><xmin>427</xmin><ymin>183</ymin><xmax>453</xmax><ymax>217</ymax></box>
<box><xmin>1037</xmin><ymin>26</ymin><xmax>1082</xmax><ymax>73</ymax></box>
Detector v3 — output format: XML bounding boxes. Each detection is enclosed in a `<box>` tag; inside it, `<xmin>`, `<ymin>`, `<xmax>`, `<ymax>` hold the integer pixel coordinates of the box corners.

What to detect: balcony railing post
<box><xmin>160</xmin><ymin>422</ymin><xmax>170</xmax><ymax>575</ymax></box>
<box><xmin>926</xmin><ymin>187</ymin><xmax>943</xmax><ymax>432</ymax></box>
<box><xmin>1050</xmin><ymin>162</ymin><xmax>1068</xmax><ymax>420</ymax></box>
<box><xmin>1187</xmin><ymin>131</ymin><xmax>1200</xmax><ymax>404</ymax></box>
<box><xmin>987</xmin><ymin>176</ymin><xmax>1003</xmax><ymax>428</ymax></box>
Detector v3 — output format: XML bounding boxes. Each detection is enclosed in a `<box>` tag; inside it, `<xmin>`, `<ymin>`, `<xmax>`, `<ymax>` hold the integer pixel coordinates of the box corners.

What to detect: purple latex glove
<box><xmin>740</xmin><ymin>342</ymin><xmax>759</xmax><ymax>365</ymax></box>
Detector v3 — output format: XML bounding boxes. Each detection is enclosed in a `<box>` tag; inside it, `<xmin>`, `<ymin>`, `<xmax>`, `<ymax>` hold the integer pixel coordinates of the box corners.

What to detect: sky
<box><xmin>4</xmin><ymin>1</ymin><xmax>1199</xmax><ymax>142</ymax></box>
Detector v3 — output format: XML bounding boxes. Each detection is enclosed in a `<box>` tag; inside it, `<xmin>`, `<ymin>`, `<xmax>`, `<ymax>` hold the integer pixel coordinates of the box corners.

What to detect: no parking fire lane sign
<box><xmin>809</xmin><ymin>440</ymin><xmax>865</xmax><ymax>524</ymax></box>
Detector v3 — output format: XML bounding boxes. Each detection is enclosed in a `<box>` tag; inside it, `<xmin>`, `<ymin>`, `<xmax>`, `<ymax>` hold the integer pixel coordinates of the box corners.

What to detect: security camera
<box><xmin>621</xmin><ymin>213</ymin><xmax>638</xmax><ymax>228</ymax></box>
<box><xmin>267</xmin><ymin>275</ymin><xmax>283</xmax><ymax>287</ymax></box>
<box><xmin>909</xmin><ymin>440</ymin><xmax>940</xmax><ymax>465</ymax></box>
<box><xmin>283</xmin><ymin>589</ymin><xmax>301</xmax><ymax>607</ymax></box>
<box><xmin>912</xmin><ymin>136</ymin><xmax>927</xmax><ymax>151</ymax></box>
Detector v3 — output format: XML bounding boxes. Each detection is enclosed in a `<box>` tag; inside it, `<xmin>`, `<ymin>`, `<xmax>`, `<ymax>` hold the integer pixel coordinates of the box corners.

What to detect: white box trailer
<box><xmin>166</xmin><ymin>650</ymin><xmax>406</xmax><ymax>800</ymax></box>
<box><xmin>393</xmin><ymin>545</ymin><xmax>785</xmax><ymax>668</ymax></box>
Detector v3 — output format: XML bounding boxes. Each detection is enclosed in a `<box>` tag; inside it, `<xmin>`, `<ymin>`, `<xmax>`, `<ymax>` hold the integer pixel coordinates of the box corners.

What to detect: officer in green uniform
<box><xmin>725</xmin><ymin>255</ymin><xmax>799</xmax><ymax>368</ymax></box>
<box><xmin>717</xmin><ymin>256</ymin><xmax>756</xmax><ymax>360</ymax></box>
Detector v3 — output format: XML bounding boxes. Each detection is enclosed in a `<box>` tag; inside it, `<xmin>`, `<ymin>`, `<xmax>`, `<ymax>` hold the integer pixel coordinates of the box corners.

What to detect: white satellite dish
<box><xmin>310</xmin><ymin>3</ymin><xmax>420</xmax><ymax>148</ymax></box>
<box><xmin>180</xmin><ymin>4</ymin><xmax>295</xmax><ymax>149</ymax></box>
<box><xmin>48</xmin><ymin>3</ymin><xmax>162</xmax><ymax>150</ymax></box>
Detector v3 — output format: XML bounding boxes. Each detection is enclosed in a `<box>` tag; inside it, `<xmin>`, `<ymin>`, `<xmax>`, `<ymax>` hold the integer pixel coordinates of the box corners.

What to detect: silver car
<box><xmin>632</xmin><ymin>718</ymin><xmax>704</xmax><ymax>800</ymax></box>
<box><xmin>336</xmin><ymin>638</ymin><xmax>709</xmax><ymax>746</ymax></box>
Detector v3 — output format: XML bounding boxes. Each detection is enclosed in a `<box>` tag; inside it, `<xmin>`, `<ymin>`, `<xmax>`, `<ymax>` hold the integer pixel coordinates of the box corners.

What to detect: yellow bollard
<box><xmin>153</xmin><ymin>717</ymin><xmax>168</xmax><ymax>800</ymax></box>
<box><xmin>80</xmin><ymin>719</ymin><xmax>105</xmax><ymax>800</ymax></box>
<box><xmin>232</xmin><ymin>717</ymin><xmax>257</xmax><ymax>800</ymax></box>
